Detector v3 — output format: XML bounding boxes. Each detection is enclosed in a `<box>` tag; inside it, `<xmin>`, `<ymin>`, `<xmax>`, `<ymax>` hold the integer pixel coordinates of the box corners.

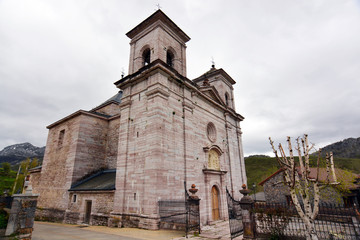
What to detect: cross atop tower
<box><xmin>211</xmin><ymin>57</ymin><xmax>215</xmax><ymax>69</ymax></box>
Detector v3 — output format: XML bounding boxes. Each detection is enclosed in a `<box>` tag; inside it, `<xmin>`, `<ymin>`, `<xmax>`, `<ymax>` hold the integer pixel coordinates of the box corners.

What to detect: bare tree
<box><xmin>269</xmin><ymin>134</ymin><xmax>337</xmax><ymax>240</ymax></box>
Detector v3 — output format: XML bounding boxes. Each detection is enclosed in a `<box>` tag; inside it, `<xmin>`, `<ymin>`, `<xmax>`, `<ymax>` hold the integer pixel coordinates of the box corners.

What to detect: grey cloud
<box><xmin>1</xmin><ymin>0</ymin><xmax>359</xmax><ymax>156</ymax></box>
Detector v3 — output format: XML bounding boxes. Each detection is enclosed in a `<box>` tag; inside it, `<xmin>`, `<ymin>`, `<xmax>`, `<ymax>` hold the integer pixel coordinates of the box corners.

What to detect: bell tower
<box><xmin>126</xmin><ymin>10</ymin><xmax>190</xmax><ymax>77</ymax></box>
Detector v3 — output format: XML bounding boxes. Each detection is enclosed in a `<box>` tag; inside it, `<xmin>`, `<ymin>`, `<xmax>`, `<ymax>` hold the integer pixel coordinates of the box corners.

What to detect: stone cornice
<box><xmin>145</xmin><ymin>87</ymin><xmax>170</xmax><ymax>100</ymax></box>
<box><xmin>118</xmin><ymin>99</ymin><xmax>132</xmax><ymax>109</ymax></box>
<box><xmin>115</xmin><ymin>60</ymin><xmax>244</xmax><ymax>121</ymax></box>
<box><xmin>202</xmin><ymin>169</ymin><xmax>227</xmax><ymax>175</ymax></box>
<box><xmin>47</xmin><ymin>110</ymin><xmax>111</xmax><ymax>129</ymax></box>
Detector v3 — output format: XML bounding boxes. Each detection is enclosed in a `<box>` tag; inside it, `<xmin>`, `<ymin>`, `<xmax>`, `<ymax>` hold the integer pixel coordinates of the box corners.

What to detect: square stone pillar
<box><xmin>5</xmin><ymin>193</ymin><xmax>38</xmax><ymax>239</ymax></box>
<box><xmin>239</xmin><ymin>185</ymin><xmax>256</xmax><ymax>239</ymax></box>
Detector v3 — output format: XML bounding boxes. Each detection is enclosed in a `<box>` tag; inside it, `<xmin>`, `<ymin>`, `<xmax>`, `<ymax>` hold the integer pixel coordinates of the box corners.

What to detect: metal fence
<box><xmin>159</xmin><ymin>200</ymin><xmax>187</xmax><ymax>226</ymax></box>
<box><xmin>254</xmin><ymin>202</ymin><xmax>360</xmax><ymax>239</ymax></box>
<box><xmin>226</xmin><ymin>188</ymin><xmax>243</xmax><ymax>239</ymax></box>
<box><xmin>158</xmin><ymin>182</ymin><xmax>200</xmax><ymax>238</ymax></box>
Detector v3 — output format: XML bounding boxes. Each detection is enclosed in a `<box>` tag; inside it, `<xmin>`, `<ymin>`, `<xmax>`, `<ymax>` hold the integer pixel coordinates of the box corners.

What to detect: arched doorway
<box><xmin>211</xmin><ymin>186</ymin><xmax>220</xmax><ymax>221</ymax></box>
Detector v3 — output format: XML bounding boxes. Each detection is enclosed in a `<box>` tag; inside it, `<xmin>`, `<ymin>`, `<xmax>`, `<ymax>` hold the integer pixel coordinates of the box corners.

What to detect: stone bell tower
<box><xmin>126</xmin><ymin>10</ymin><xmax>190</xmax><ymax>77</ymax></box>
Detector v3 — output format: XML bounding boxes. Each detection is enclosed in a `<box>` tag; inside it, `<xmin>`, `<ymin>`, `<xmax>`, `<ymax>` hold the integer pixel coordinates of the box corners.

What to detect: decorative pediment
<box><xmin>198</xmin><ymin>86</ymin><xmax>225</xmax><ymax>106</ymax></box>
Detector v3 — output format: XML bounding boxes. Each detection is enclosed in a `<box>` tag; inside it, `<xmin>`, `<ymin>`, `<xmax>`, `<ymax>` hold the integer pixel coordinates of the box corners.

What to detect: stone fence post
<box><xmin>239</xmin><ymin>184</ymin><xmax>256</xmax><ymax>239</ymax></box>
<box><xmin>186</xmin><ymin>184</ymin><xmax>201</xmax><ymax>235</ymax></box>
<box><xmin>5</xmin><ymin>193</ymin><xmax>38</xmax><ymax>240</ymax></box>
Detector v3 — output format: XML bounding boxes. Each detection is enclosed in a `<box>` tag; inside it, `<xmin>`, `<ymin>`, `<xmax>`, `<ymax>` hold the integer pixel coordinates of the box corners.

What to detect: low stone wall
<box><xmin>64</xmin><ymin>211</ymin><xmax>81</xmax><ymax>224</ymax></box>
<box><xmin>35</xmin><ymin>207</ymin><xmax>65</xmax><ymax>222</ymax></box>
<box><xmin>91</xmin><ymin>214</ymin><xmax>109</xmax><ymax>226</ymax></box>
<box><xmin>109</xmin><ymin>213</ymin><xmax>160</xmax><ymax>230</ymax></box>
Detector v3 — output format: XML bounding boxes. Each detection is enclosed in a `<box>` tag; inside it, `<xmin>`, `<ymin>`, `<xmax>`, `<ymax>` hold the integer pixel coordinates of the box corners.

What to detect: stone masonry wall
<box><xmin>71</xmin><ymin>115</ymin><xmax>108</xmax><ymax>184</ymax></box>
<box><xmin>105</xmin><ymin>118</ymin><xmax>120</xmax><ymax>169</ymax></box>
<box><xmin>34</xmin><ymin>116</ymin><xmax>81</xmax><ymax>211</ymax></box>
<box><xmin>263</xmin><ymin>172</ymin><xmax>289</xmax><ymax>204</ymax></box>
<box><xmin>66</xmin><ymin>192</ymin><xmax>114</xmax><ymax>225</ymax></box>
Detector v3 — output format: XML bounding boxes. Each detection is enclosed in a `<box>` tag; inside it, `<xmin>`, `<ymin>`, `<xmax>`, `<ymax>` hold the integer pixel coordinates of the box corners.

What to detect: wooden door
<box><xmin>211</xmin><ymin>186</ymin><xmax>220</xmax><ymax>221</ymax></box>
<box><xmin>84</xmin><ymin>200</ymin><xmax>92</xmax><ymax>224</ymax></box>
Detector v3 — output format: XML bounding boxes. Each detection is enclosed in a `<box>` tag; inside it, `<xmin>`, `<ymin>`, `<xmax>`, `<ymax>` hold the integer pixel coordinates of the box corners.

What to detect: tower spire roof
<box><xmin>126</xmin><ymin>10</ymin><xmax>190</xmax><ymax>43</ymax></box>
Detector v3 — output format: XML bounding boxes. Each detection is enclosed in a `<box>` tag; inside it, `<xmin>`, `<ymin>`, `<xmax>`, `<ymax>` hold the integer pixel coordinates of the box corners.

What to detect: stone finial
<box><xmin>188</xmin><ymin>184</ymin><xmax>199</xmax><ymax>200</ymax></box>
<box><xmin>189</xmin><ymin>184</ymin><xmax>198</xmax><ymax>195</ymax></box>
<box><xmin>240</xmin><ymin>184</ymin><xmax>251</xmax><ymax>197</ymax></box>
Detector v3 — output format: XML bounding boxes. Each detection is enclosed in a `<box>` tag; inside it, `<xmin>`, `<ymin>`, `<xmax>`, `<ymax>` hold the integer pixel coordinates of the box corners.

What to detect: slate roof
<box><xmin>69</xmin><ymin>169</ymin><xmax>116</xmax><ymax>191</ymax></box>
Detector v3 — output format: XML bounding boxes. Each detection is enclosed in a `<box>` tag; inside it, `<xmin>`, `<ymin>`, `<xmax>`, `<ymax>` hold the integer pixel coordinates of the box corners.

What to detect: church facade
<box><xmin>30</xmin><ymin>10</ymin><xmax>247</xmax><ymax>229</ymax></box>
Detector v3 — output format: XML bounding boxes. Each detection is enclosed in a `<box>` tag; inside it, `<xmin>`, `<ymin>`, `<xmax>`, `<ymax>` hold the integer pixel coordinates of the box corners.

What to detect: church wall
<box><xmin>181</xmin><ymin>87</ymin><xmax>246</xmax><ymax>224</ymax></box>
<box><xmin>113</xmin><ymin>72</ymin><xmax>187</xmax><ymax>229</ymax></box>
<box><xmin>33</xmin><ymin>116</ymin><xmax>82</xmax><ymax>222</ymax></box>
<box><xmin>71</xmin><ymin>115</ymin><xmax>109</xmax><ymax>183</ymax></box>
<box><xmin>115</xmin><ymin>72</ymin><xmax>245</xmax><ymax>226</ymax></box>
<box><xmin>105</xmin><ymin>118</ymin><xmax>120</xmax><ymax>169</ymax></box>
<box><xmin>187</xmin><ymin>98</ymin><xmax>228</xmax><ymax>224</ymax></box>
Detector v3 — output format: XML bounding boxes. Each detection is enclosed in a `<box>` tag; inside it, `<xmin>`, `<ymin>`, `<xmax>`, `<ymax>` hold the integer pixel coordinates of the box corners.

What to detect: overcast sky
<box><xmin>1</xmin><ymin>0</ymin><xmax>359</xmax><ymax>156</ymax></box>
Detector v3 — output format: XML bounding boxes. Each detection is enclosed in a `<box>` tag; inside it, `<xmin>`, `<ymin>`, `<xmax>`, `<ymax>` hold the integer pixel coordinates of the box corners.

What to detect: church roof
<box><xmin>193</xmin><ymin>67</ymin><xmax>236</xmax><ymax>85</ymax></box>
<box><xmin>69</xmin><ymin>169</ymin><xmax>116</xmax><ymax>191</ymax></box>
<box><xmin>90</xmin><ymin>91</ymin><xmax>122</xmax><ymax>112</ymax></box>
<box><xmin>126</xmin><ymin>10</ymin><xmax>190</xmax><ymax>43</ymax></box>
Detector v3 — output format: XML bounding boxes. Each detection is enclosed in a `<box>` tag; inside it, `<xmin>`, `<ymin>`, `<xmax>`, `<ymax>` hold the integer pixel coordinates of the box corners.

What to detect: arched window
<box><xmin>166</xmin><ymin>50</ymin><xmax>174</xmax><ymax>67</ymax></box>
<box><xmin>225</xmin><ymin>93</ymin><xmax>229</xmax><ymax>107</ymax></box>
<box><xmin>143</xmin><ymin>48</ymin><xmax>150</xmax><ymax>66</ymax></box>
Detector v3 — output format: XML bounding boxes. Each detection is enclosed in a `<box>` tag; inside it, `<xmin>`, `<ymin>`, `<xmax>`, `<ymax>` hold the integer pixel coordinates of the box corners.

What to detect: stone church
<box><xmin>30</xmin><ymin>10</ymin><xmax>247</xmax><ymax>229</ymax></box>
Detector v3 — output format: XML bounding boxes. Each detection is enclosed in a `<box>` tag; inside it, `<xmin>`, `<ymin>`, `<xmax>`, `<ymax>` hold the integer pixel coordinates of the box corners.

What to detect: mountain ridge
<box><xmin>316</xmin><ymin>137</ymin><xmax>360</xmax><ymax>158</ymax></box>
<box><xmin>0</xmin><ymin>142</ymin><xmax>45</xmax><ymax>165</ymax></box>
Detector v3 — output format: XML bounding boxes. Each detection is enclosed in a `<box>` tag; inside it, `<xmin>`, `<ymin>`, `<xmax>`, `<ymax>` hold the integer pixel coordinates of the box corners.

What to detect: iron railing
<box><xmin>158</xmin><ymin>182</ymin><xmax>200</xmax><ymax>238</ymax></box>
<box><xmin>254</xmin><ymin>202</ymin><xmax>360</xmax><ymax>239</ymax></box>
<box><xmin>226</xmin><ymin>188</ymin><xmax>243</xmax><ymax>239</ymax></box>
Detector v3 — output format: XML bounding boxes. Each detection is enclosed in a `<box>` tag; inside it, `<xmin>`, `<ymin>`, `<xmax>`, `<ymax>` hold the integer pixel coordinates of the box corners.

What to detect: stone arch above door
<box><xmin>203</xmin><ymin>145</ymin><xmax>223</xmax><ymax>171</ymax></box>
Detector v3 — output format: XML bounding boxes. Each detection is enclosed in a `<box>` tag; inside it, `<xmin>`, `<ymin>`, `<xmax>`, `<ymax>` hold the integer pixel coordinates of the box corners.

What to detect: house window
<box><xmin>208</xmin><ymin>149</ymin><xmax>220</xmax><ymax>170</ymax></box>
<box><xmin>73</xmin><ymin>194</ymin><xmax>77</xmax><ymax>203</ymax></box>
<box><xmin>143</xmin><ymin>48</ymin><xmax>150</xmax><ymax>66</ymax></box>
<box><xmin>58</xmin><ymin>129</ymin><xmax>65</xmax><ymax>148</ymax></box>
<box><xmin>166</xmin><ymin>50</ymin><xmax>174</xmax><ymax>67</ymax></box>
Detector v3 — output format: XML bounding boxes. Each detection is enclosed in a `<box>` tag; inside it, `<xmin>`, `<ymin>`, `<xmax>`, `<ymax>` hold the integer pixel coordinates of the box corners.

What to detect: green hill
<box><xmin>245</xmin><ymin>155</ymin><xmax>360</xmax><ymax>193</ymax></box>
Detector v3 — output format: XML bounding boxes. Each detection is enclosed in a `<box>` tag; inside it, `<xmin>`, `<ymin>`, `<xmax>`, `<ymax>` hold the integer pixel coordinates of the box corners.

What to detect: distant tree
<box><xmin>29</xmin><ymin>158</ymin><xmax>39</xmax><ymax>169</ymax></box>
<box><xmin>269</xmin><ymin>134</ymin><xmax>337</xmax><ymax>240</ymax></box>
<box><xmin>1</xmin><ymin>162</ymin><xmax>11</xmax><ymax>175</ymax></box>
<box><xmin>11</xmin><ymin>157</ymin><xmax>39</xmax><ymax>194</ymax></box>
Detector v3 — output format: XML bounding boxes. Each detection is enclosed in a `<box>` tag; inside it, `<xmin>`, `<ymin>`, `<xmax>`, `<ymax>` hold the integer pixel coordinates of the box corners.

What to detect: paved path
<box><xmin>174</xmin><ymin>221</ymin><xmax>243</xmax><ymax>240</ymax></box>
<box><xmin>32</xmin><ymin>220</ymin><xmax>243</xmax><ymax>240</ymax></box>
<box><xmin>32</xmin><ymin>222</ymin><xmax>183</xmax><ymax>240</ymax></box>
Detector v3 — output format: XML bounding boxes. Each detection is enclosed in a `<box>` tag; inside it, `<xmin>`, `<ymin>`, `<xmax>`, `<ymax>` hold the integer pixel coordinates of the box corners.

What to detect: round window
<box><xmin>207</xmin><ymin>122</ymin><xmax>216</xmax><ymax>142</ymax></box>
